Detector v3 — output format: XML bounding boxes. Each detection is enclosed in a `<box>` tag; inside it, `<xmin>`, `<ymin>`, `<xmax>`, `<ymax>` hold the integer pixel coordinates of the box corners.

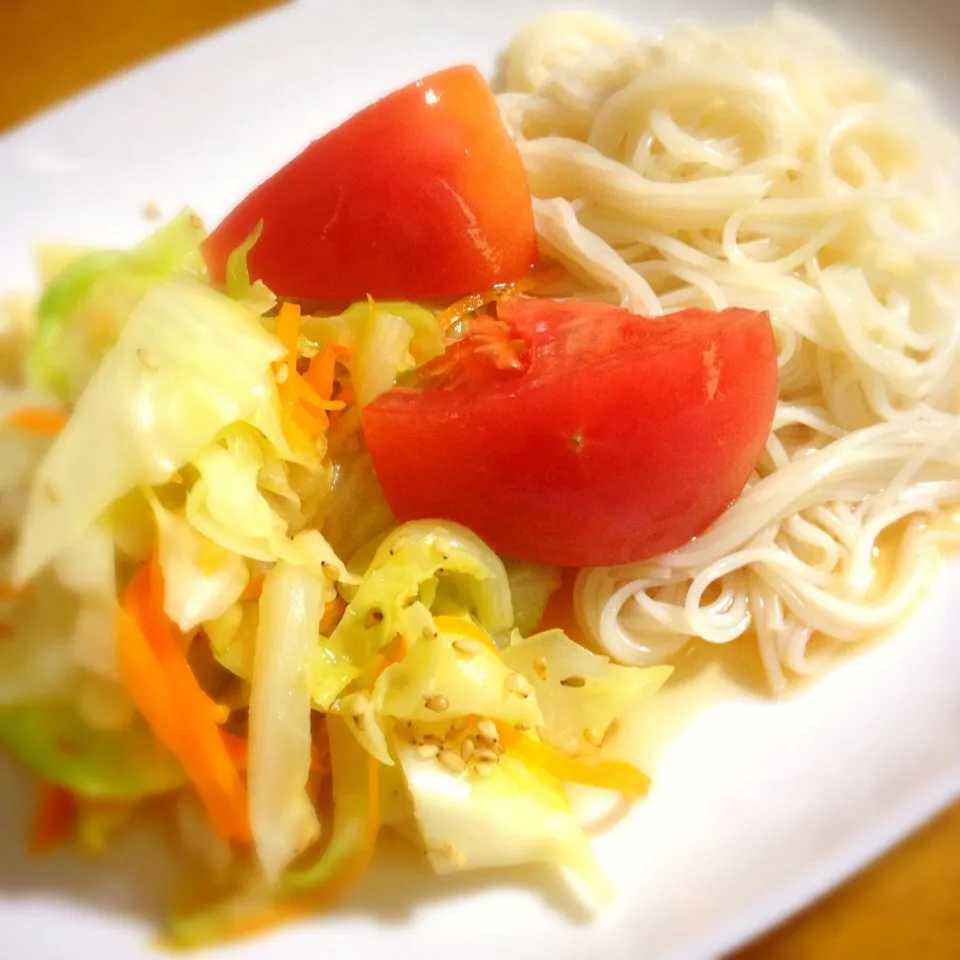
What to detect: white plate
<box><xmin>1</xmin><ymin>2</ymin><xmax>959</xmax><ymax>958</ymax></box>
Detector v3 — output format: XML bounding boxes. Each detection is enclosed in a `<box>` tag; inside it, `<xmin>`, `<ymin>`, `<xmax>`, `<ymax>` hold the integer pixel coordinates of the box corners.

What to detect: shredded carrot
<box><xmin>220</xmin><ymin>731</ymin><xmax>249</xmax><ymax>773</ymax></box>
<box><xmin>171</xmin><ymin>754</ymin><xmax>380</xmax><ymax>947</ymax></box>
<box><xmin>117</xmin><ymin>554</ymin><xmax>250</xmax><ymax>842</ymax></box>
<box><xmin>495</xmin><ymin>722</ymin><xmax>651</xmax><ymax>796</ymax></box>
<box><xmin>370</xmin><ymin>633</ymin><xmax>409</xmax><ymax>687</ymax></box>
<box><xmin>273</xmin><ymin>304</ymin><xmax>348</xmax><ymax>443</ymax></box>
<box><xmin>432</xmin><ymin>615</ymin><xmax>501</xmax><ymax>656</ymax></box>
<box><xmin>319</xmin><ymin>594</ymin><xmax>346</xmax><ymax>634</ymax></box>
<box><xmin>437</xmin><ymin>264</ymin><xmax>568</xmax><ymax>330</ymax></box>
<box><xmin>4</xmin><ymin>408</ymin><xmax>68</xmax><ymax>436</ymax></box>
<box><xmin>241</xmin><ymin>576</ymin><xmax>264</xmax><ymax>602</ymax></box>
<box><xmin>30</xmin><ymin>782</ymin><xmax>77</xmax><ymax>855</ymax></box>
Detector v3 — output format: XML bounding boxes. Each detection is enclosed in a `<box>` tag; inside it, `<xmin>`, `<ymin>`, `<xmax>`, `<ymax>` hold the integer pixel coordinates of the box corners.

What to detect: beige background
<box><xmin>1</xmin><ymin>1</ymin><xmax>958</xmax><ymax>956</ymax></box>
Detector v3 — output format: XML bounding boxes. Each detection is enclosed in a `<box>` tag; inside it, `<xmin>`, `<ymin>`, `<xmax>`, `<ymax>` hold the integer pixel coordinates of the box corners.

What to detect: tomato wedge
<box><xmin>203</xmin><ymin>66</ymin><xmax>539</xmax><ymax>302</ymax></box>
<box><xmin>363</xmin><ymin>301</ymin><xmax>778</xmax><ymax>567</ymax></box>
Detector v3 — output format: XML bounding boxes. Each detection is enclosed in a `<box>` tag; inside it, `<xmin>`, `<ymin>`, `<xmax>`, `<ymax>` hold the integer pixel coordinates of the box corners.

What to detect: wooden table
<box><xmin>1</xmin><ymin>1</ymin><xmax>958</xmax><ymax>956</ymax></box>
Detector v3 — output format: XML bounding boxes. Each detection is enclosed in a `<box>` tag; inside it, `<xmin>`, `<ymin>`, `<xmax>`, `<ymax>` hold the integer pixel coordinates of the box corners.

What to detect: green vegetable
<box><xmin>0</xmin><ymin>701</ymin><xmax>184</xmax><ymax>799</ymax></box>
<box><xmin>249</xmin><ymin>562</ymin><xmax>323</xmax><ymax>880</ymax></box>
<box><xmin>503</xmin><ymin>559</ymin><xmax>563</xmax><ymax>635</ymax></box>
<box><xmin>30</xmin><ymin>209</ymin><xmax>206</xmax><ymax>398</ymax></box>
<box><xmin>14</xmin><ymin>279</ymin><xmax>287</xmax><ymax>583</ymax></box>
<box><xmin>501</xmin><ymin>629</ymin><xmax>673</xmax><ymax>754</ymax></box>
<box><xmin>308</xmin><ymin>520</ymin><xmax>513</xmax><ymax>709</ymax></box>
<box><xmin>395</xmin><ymin>734</ymin><xmax>610</xmax><ymax>904</ymax></box>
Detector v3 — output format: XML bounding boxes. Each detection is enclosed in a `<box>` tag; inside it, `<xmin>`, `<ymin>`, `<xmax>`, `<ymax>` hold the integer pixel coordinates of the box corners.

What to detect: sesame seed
<box><xmin>320</xmin><ymin>561</ymin><xmax>340</xmax><ymax>582</ymax></box>
<box><xmin>473</xmin><ymin>747</ymin><xmax>499</xmax><ymax>764</ymax></box>
<box><xmin>505</xmin><ymin>673</ymin><xmax>531</xmax><ymax>698</ymax></box>
<box><xmin>603</xmin><ymin>718</ymin><xmax>621</xmax><ymax>746</ymax></box>
<box><xmin>143</xmin><ymin>201</ymin><xmax>162</xmax><ymax>220</ymax></box>
<box><xmin>136</xmin><ymin>348</ymin><xmax>160</xmax><ymax>371</ymax></box>
<box><xmin>422</xmin><ymin>624</ymin><xmax>439</xmax><ymax>640</ymax></box>
<box><xmin>560</xmin><ymin>675</ymin><xmax>586</xmax><ymax>688</ymax></box>
<box><xmin>365</xmin><ymin>607</ymin><xmax>383</xmax><ymax>628</ymax></box>
<box><xmin>189</xmin><ymin>213</ymin><xmax>204</xmax><ymax>230</ymax></box>
<box><xmin>434</xmin><ymin>535</ymin><xmax>452</xmax><ymax>560</ymax></box>
<box><xmin>533</xmin><ymin>657</ymin><xmax>548</xmax><ymax>681</ymax></box>
<box><xmin>450</xmin><ymin>716</ymin><xmax>470</xmax><ymax>734</ymax></box>
<box><xmin>461</xmin><ymin>738</ymin><xmax>475</xmax><ymax>762</ymax></box>
<box><xmin>417</xmin><ymin>743</ymin><xmax>440</xmax><ymax>759</ymax></box>
<box><xmin>437</xmin><ymin>750</ymin><xmax>466</xmax><ymax>774</ymax></box>
<box><xmin>44</xmin><ymin>481</ymin><xmax>61</xmax><ymax>504</ymax></box>
<box><xmin>583</xmin><ymin>729</ymin><xmax>603</xmax><ymax>748</ymax></box>
<box><xmin>276</xmin><ymin>363</ymin><xmax>290</xmax><ymax>384</ymax></box>
<box><xmin>492</xmin><ymin>741</ymin><xmax>506</xmax><ymax>755</ymax></box>
<box><xmin>422</xmin><ymin>734</ymin><xmax>443</xmax><ymax>748</ymax></box>
<box><xmin>514</xmin><ymin>721</ymin><xmax>532</xmax><ymax>732</ymax></box>
<box><xmin>424</xmin><ymin>695</ymin><xmax>449</xmax><ymax>713</ymax></box>
<box><xmin>473</xmin><ymin>761</ymin><xmax>496</xmax><ymax>777</ymax></box>
<box><xmin>452</xmin><ymin>638</ymin><xmax>483</xmax><ymax>657</ymax></box>
<box><xmin>476</xmin><ymin>718</ymin><xmax>498</xmax><ymax>742</ymax></box>
<box><xmin>388</xmin><ymin>536</ymin><xmax>409</xmax><ymax>556</ymax></box>
<box><xmin>351</xmin><ymin>693</ymin><xmax>369</xmax><ymax>717</ymax></box>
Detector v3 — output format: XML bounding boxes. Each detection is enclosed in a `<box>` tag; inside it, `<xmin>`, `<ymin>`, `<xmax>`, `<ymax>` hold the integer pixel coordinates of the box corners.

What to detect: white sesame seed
<box><xmin>583</xmin><ymin>729</ymin><xmax>603</xmax><ymax>748</ymax></box>
<box><xmin>560</xmin><ymin>675</ymin><xmax>586</xmax><ymax>688</ymax></box>
<box><xmin>476</xmin><ymin>718</ymin><xmax>498</xmax><ymax>742</ymax></box>
<box><xmin>424</xmin><ymin>695</ymin><xmax>449</xmax><ymax>713</ymax></box>
<box><xmin>136</xmin><ymin>348</ymin><xmax>160</xmax><ymax>371</ymax></box>
<box><xmin>452</xmin><ymin>638</ymin><xmax>483</xmax><ymax>657</ymax></box>
<box><xmin>505</xmin><ymin>673</ymin><xmax>530</xmax><ymax>699</ymax></box>
<box><xmin>533</xmin><ymin>657</ymin><xmax>548</xmax><ymax>681</ymax></box>
<box><xmin>417</xmin><ymin>743</ymin><xmax>440</xmax><ymax>759</ymax></box>
<box><xmin>473</xmin><ymin>761</ymin><xmax>496</xmax><ymax>777</ymax></box>
<box><xmin>461</xmin><ymin>738</ymin><xmax>475</xmax><ymax>762</ymax></box>
<box><xmin>351</xmin><ymin>693</ymin><xmax>369</xmax><ymax>717</ymax></box>
<box><xmin>434</xmin><ymin>535</ymin><xmax>452</xmax><ymax>560</ymax></box>
<box><xmin>365</xmin><ymin>607</ymin><xmax>384</xmax><ymax>629</ymax></box>
<box><xmin>422</xmin><ymin>625</ymin><xmax>439</xmax><ymax>640</ymax></box>
<box><xmin>603</xmin><ymin>718</ymin><xmax>621</xmax><ymax>746</ymax></box>
<box><xmin>473</xmin><ymin>747</ymin><xmax>499</xmax><ymax>764</ymax></box>
<box><xmin>421</xmin><ymin>734</ymin><xmax>442</xmax><ymax>747</ymax></box>
<box><xmin>437</xmin><ymin>750</ymin><xmax>466</xmax><ymax>774</ymax></box>
<box><xmin>450</xmin><ymin>716</ymin><xmax>470</xmax><ymax>734</ymax></box>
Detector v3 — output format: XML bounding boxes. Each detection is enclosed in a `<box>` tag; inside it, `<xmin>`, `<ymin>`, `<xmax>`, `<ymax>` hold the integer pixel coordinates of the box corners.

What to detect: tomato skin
<box><xmin>203</xmin><ymin>66</ymin><xmax>539</xmax><ymax>301</ymax></box>
<box><xmin>363</xmin><ymin>302</ymin><xmax>778</xmax><ymax>567</ymax></box>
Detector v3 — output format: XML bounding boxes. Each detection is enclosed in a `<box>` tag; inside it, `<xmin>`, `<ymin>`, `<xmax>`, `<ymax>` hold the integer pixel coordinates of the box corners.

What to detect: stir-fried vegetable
<box><xmin>0</xmin><ymin>61</ymin><xmax>688</xmax><ymax>941</ymax></box>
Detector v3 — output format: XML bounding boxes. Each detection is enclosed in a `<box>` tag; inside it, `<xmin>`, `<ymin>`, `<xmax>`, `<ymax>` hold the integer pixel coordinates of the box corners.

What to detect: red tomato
<box><xmin>363</xmin><ymin>300</ymin><xmax>778</xmax><ymax>567</ymax></box>
<box><xmin>203</xmin><ymin>66</ymin><xmax>539</xmax><ymax>302</ymax></box>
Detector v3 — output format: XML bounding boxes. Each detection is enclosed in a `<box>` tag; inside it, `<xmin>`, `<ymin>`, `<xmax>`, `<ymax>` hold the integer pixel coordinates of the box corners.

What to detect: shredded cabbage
<box><xmin>502</xmin><ymin>629</ymin><xmax>672</xmax><ymax>754</ymax></box>
<box><xmin>0</xmin><ymin>701</ymin><xmax>184</xmax><ymax>798</ymax></box>
<box><xmin>503</xmin><ymin>559</ymin><xmax>562</xmax><ymax>635</ymax></box>
<box><xmin>29</xmin><ymin>209</ymin><xmax>206</xmax><ymax>398</ymax></box>
<box><xmin>248</xmin><ymin>562</ymin><xmax>323</xmax><ymax>880</ymax></box>
<box><xmin>14</xmin><ymin>280</ymin><xmax>286</xmax><ymax>583</ymax></box>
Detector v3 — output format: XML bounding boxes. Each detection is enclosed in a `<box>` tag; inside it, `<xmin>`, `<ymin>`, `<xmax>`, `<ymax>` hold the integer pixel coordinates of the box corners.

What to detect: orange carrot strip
<box><xmin>496</xmin><ymin>722</ymin><xmax>651</xmax><ymax>796</ymax></box>
<box><xmin>241</xmin><ymin>576</ymin><xmax>264</xmax><ymax>602</ymax></box>
<box><xmin>5</xmin><ymin>408</ymin><xmax>68</xmax><ymax>436</ymax></box>
<box><xmin>29</xmin><ymin>782</ymin><xmax>77</xmax><ymax>855</ymax></box>
<box><xmin>370</xmin><ymin>634</ymin><xmax>408</xmax><ymax>687</ymax></box>
<box><xmin>117</xmin><ymin>556</ymin><xmax>250</xmax><ymax>842</ymax></box>
<box><xmin>319</xmin><ymin>595</ymin><xmax>346</xmax><ymax>635</ymax></box>
<box><xmin>432</xmin><ymin>615</ymin><xmax>501</xmax><ymax>656</ymax></box>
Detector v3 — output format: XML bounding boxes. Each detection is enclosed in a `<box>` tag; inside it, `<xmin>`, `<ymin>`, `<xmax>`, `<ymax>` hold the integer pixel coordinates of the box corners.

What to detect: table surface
<box><xmin>1</xmin><ymin>1</ymin><xmax>958</xmax><ymax>957</ymax></box>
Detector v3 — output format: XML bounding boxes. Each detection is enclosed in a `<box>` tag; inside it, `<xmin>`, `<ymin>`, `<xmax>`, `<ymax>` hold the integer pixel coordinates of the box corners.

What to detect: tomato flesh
<box><xmin>203</xmin><ymin>66</ymin><xmax>539</xmax><ymax>302</ymax></box>
<box><xmin>363</xmin><ymin>301</ymin><xmax>778</xmax><ymax>567</ymax></box>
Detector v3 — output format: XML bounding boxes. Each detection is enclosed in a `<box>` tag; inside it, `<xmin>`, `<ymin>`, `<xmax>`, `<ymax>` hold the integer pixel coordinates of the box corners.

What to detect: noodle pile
<box><xmin>499</xmin><ymin>8</ymin><xmax>960</xmax><ymax>689</ymax></box>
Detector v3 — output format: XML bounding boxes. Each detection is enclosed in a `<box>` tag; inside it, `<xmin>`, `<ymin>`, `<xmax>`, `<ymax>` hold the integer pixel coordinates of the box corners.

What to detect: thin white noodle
<box><xmin>502</xmin><ymin>7</ymin><xmax>960</xmax><ymax>687</ymax></box>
